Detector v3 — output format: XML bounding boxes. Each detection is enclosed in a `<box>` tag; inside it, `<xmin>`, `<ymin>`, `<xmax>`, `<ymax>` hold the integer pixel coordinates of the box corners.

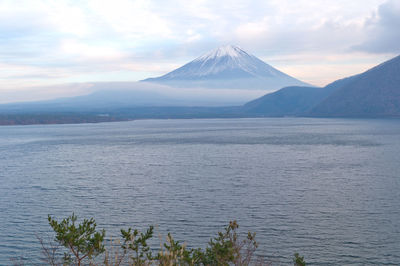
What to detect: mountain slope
<box><xmin>243</xmin><ymin>86</ymin><xmax>326</xmax><ymax>116</ymax></box>
<box><xmin>310</xmin><ymin>55</ymin><xmax>400</xmax><ymax>117</ymax></box>
<box><xmin>143</xmin><ymin>45</ymin><xmax>309</xmax><ymax>90</ymax></box>
<box><xmin>242</xmin><ymin>74</ymin><xmax>359</xmax><ymax>116</ymax></box>
<box><xmin>242</xmin><ymin>53</ymin><xmax>400</xmax><ymax>118</ymax></box>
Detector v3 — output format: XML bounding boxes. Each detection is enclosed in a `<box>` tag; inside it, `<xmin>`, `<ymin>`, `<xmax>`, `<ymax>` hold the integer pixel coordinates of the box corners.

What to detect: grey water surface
<box><xmin>0</xmin><ymin>118</ymin><xmax>399</xmax><ymax>265</ymax></box>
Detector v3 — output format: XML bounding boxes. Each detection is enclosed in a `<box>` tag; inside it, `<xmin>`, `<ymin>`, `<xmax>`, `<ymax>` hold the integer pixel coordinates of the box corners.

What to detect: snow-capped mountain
<box><xmin>142</xmin><ymin>45</ymin><xmax>310</xmax><ymax>91</ymax></box>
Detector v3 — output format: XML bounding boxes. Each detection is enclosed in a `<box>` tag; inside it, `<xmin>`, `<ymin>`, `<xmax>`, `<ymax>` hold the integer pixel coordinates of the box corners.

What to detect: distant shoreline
<box><xmin>1</xmin><ymin>112</ymin><xmax>400</xmax><ymax>126</ymax></box>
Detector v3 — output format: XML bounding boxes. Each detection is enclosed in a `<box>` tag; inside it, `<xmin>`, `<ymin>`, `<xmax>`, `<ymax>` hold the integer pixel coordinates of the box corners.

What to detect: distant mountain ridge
<box><xmin>244</xmin><ymin>54</ymin><xmax>400</xmax><ymax>117</ymax></box>
<box><xmin>142</xmin><ymin>45</ymin><xmax>310</xmax><ymax>90</ymax></box>
<box><xmin>309</xmin><ymin>55</ymin><xmax>400</xmax><ymax>117</ymax></box>
<box><xmin>243</xmin><ymin>86</ymin><xmax>329</xmax><ymax>116</ymax></box>
<box><xmin>244</xmin><ymin>75</ymin><xmax>359</xmax><ymax>116</ymax></box>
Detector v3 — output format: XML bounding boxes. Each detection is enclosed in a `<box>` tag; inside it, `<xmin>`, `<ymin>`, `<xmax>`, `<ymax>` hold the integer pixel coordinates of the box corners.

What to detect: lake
<box><xmin>0</xmin><ymin>118</ymin><xmax>399</xmax><ymax>265</ymax></box>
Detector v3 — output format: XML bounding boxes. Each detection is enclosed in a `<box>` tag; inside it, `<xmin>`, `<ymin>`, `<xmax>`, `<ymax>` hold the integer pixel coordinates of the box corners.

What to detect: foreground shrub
<box><xmin>48</xmin><ymin>213</ymin><xmax>105</xmax><ymax>265</ymax></box>
<box><xmin>293</xmin><ymin>252</ymin><xmax>306</xmax><ymax>266</ymax></box>
<box><xmin>39</xmin><ymin>214</ymin><xmax>305</xmax><ymax>265</ymax></box>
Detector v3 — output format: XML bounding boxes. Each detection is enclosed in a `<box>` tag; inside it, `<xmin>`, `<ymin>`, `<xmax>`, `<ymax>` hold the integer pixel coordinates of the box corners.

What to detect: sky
<box><xmin>0</xmin><ymin>0</ymin><xmax>400</xmax><ymax>103</ymax></box>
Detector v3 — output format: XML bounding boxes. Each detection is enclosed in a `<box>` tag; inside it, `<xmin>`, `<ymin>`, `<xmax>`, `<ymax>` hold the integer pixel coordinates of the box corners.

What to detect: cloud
<box><xmin>0</xmin><ymin>83</ymin><xmax>93</xmax><ymax>104</ymax></box>
<box><xmin>354</xmin><ymin>0</ymin><xmax>400</xmax><ymax>53</ymax></box>
<box><xmin>89</xmin><ymin>81</ymin><xmax>267</xmax><ymax>106</ymax></box>
<box><xmin>0</xmin><ymin>81</ymin><xmax>267</xmax><ymax>106</ymax></box>
<box><xmin>86</xmin><ymin>0</ymin><xmax>172</xmax><ymax>39</ymax></box>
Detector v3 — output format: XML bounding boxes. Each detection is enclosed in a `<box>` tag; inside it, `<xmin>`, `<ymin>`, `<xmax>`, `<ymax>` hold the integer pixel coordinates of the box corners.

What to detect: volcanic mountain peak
<box><xmin>142</xmin><ymin>45</ymin><xmax>310</xmax><ymax>90</ymax></box>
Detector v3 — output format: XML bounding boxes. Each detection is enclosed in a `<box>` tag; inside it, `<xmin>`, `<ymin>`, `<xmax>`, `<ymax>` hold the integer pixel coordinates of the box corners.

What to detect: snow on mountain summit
<box><xmin>145</xmin><ymin>45</ymin><xmax>290</xmax><ymax>79</ymax></box>
<box><xmin>142</xmin><ymin>45</ymin><xmax>310</xmax><ymax>90</ymax></box>
<box><xmin>195</xmin><ymin>45</ymin><xmax>246</xmax><ymax>60</ymax></box>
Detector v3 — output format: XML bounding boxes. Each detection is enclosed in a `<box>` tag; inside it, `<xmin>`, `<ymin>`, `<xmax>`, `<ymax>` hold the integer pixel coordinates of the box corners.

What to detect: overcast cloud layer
<box><xmin>0</xmin><ymin>0</ymin><xmax>399</xmax><ymax>102</ymax></box>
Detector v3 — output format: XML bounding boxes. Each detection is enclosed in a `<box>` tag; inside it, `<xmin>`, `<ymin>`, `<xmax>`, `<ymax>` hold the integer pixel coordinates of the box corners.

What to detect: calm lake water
<box><xmin>0</xmin><ymin>118</ymin><xmax>400</xmax><ymax>265</ymax></box>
